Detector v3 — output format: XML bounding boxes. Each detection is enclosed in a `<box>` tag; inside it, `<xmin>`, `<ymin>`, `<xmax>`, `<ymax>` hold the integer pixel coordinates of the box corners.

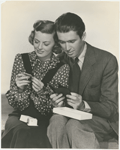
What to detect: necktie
<box><xmin>69</xmin><ymin>57</ymin><xmax>81</xmax><ymax>93</ymax></box>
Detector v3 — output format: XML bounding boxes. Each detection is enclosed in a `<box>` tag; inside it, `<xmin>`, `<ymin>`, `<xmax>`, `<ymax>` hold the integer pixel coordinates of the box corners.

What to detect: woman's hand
<box><xmin>32</xmin><ymin>77</ymin><xmax>44</xmax><ymax>92</ymax></box>
<box><xmin>50</xmin><ymin>93</ymin><xmax>65</xmax><ymax>107</ymax></box>
<box><xmin>15</xmin><ymin>73</ymin><xmax>31</xmax><ymax>91</ymax></box>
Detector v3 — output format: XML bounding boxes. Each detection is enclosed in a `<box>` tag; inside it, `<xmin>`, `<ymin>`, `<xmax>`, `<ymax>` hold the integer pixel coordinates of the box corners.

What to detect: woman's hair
<box><xmin>55</xmin><ymin>12</ymin><xmax>85</xmax><ymax>39</ymax></box>
<box><xmin>29</xmin><ymin>20</ymin><xmax>57</xmax><ymax>45</ymax></box>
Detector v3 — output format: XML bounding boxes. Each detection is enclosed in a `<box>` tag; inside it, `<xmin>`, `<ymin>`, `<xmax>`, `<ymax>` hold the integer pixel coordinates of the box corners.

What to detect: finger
<box><xmin>16</xmin><ymin>81</ymin><xmax>31</xmax><ymax>87</ymax></box>
<box><xmin>66</xmin><ymin>94</ymin><xmax>77</xmax><ymax>100</ymax></box>
<box><xmin>32</xmin><ymin>82</ymin><xmax>39</xmax><ymax>89</ymax></box>
<box><xmin>52</xmin><ymin>94</ymin><xmax>63</xmax><ymax>102</ymax></box>
<box><xmin>16</xmin><ymin>73</ymin><xmax>25</xmax><ymax>77</ymax></box>
<box><xmin>17</xmin><ymin>82</ymin><xmax>29</xmax><ymax>87</ymax></box>
<box><xmin>32</xmin><ymin>81</ymin><xmax>44</xmax><ymax>90</ymax></box>
<box><xmin>32</xmin><ymin>78</ymin><xmax>44</xmax><ymax>87</ymax></box>
<box><xmin>67</xmin><ymin>101</ymin><xmax>74</xmax><ymax>107</ymax></box>
<box><xmin>32</xmin><ymin>85</ymin><xmax>38</xmax><ymax>92</ymax></box>
<box><xmin>55</xmin><ymin>96</ymin><xmax>65</xmax><ymax>104</ymax></box>
<box><xmin>23</xmin><ymin>73</ymin><xmax>32</xmax><ymax>77</ymax></box>
<box><xmin>32</xmin><ymin>82</ymin><xmax>43</xmax><ymax>91</ymax></box>
<box><xmin>70</xmin><ymin>92</ymin><xmax>78</xmax><ymax>96</ymax></box>
<box><xmin>66</xmin><ymin>98</ymin><xmax>75</xmax><ymax>104</ymax></box>
<box><xmin>50</xmin><ymin>93</ymin><xmax>58</xmax><ymax>99</ymax></box>
<box><xmin>16</xmin><ymin>76</ymin><xmax>30</xmax><ymax>81</ymax></box>
<box><xmin>57</xmin><ymin>101</ymin><xmax>64</xmax><ymax>107</ymax></box>
<box><xmin>16</xmin><ymin>80</ymin><xmax>31</xmax><ymax>84</ymax></box>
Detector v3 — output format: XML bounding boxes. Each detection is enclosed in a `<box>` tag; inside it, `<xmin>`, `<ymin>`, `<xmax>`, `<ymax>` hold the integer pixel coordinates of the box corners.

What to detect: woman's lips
<box><xmin>37</xmin><ymin>50</ymin><xmax>44</xmax><ymax>54</ymax></box>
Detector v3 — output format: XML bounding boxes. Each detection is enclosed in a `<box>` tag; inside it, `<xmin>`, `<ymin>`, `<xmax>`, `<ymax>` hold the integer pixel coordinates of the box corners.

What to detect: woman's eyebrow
<box><xmin>34</xmin><ymin>38</ymin><xmax>39</xmax><ymax>41</ymax></box>
<box><xmin>43</xmin><ymin>41</ymin><xmax>50</xmax><ymax>43</ymax></box>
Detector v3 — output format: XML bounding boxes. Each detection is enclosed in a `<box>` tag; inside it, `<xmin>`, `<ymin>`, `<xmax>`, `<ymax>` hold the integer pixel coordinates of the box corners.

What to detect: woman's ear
<box><xmin>81</xmin><ymin>32</ymin><xmax>86</xmax><ymax>41</ymax></box>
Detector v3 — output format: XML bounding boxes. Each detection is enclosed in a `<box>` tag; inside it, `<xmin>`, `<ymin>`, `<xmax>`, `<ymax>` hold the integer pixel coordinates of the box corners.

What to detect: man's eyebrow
<box><xmin>59</xmin><ymin>39</ymin><xmax>76</xmax><ymax>42</ymax></box>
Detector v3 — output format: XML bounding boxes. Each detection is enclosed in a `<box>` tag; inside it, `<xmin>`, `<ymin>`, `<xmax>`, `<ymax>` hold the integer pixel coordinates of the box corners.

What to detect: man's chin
<box><xmin>67</xmin><ymin>54</ymin><xmax>74</xmax><ymax>58</ymax></box>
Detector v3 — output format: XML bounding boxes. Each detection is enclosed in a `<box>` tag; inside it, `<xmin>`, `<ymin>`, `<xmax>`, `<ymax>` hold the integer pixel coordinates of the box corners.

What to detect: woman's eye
<box><xmin>44</xmin><ymin>43</ymin><xmax>50</xmax><ymax>46</ymax></box>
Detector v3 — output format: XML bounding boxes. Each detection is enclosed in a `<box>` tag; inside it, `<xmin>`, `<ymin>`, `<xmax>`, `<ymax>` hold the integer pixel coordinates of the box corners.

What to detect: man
<box><xmin>47</xmin><ymin>12</ymin><xmax>118</xmax><ymax>148</ymax></box>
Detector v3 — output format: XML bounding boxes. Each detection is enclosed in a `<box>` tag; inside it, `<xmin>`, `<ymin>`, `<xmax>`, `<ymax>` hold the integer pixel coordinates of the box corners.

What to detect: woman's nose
<box><xmin>38</xmin><ymin>43</ymin><xmax>43</xmax><ymax>49</ymax></box>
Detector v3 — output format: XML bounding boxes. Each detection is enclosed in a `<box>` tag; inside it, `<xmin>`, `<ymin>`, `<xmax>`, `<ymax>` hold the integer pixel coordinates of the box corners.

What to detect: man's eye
<box><xmin>69</xmin><ymin>40</ymin><xmax>75</xmax><ymax>43</ymax></box>
<box><xmin>59</xmin><ymin>41</ymin><xmax>65</xmax><ymax>44</ymax></box>
<box><xmin>34</xmin><ymin>40</ymin><xmax>39</xmax><ymax>44</ymax></box>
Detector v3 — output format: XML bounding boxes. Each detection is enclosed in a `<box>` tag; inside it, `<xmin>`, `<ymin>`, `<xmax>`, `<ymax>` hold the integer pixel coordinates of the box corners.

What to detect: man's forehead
<box><xmin>57</xmin><ymin>31</ymin><xmax>79</xmax><ymax>41</ymax></box>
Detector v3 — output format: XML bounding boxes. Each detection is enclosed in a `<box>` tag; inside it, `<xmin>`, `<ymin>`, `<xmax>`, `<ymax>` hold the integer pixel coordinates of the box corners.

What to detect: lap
<box><xmin>66</xmin><ymin>115</ymin><xmax>114</xmax><ymax>141</ymax></box>
<box><xmin>49</xmin><ymin>114</ymin><xmax>68</xmax><ymax>126</ymax></box>
<box><xmin>2</xmin><ymin>115</ymin><xmax>51</xmax><ymax>148</ymax></box>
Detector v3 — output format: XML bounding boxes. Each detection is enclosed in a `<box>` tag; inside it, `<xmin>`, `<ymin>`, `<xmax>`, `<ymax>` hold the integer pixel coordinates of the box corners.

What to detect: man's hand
<box><xmin>50</xmin><ymin>93</ymin><xmax>65</xmax><ymax>107</ymax></box>
<box><xmin>66</xmin><ymin>92</ymin><xmax>85</xmax><ymax>110</ymax></box>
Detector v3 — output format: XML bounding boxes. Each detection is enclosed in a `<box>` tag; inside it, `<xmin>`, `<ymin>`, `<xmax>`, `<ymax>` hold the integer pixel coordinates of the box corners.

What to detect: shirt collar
<box><xmin>78</xmin><ymin>43</ymin><xmax>87</xmax><ymax>63</ymax></box>
<box><xmin>29</xmin><ymin>51</ymin><xmax>60</xmax><ymax>68</ymax></box>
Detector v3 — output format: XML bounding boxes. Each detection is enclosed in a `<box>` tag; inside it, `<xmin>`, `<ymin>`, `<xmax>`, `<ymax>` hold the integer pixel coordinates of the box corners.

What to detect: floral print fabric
<box><xmin>6</xmin><ymin>51</ymin><xmax>70</xmax><ymax>115</ymax></box>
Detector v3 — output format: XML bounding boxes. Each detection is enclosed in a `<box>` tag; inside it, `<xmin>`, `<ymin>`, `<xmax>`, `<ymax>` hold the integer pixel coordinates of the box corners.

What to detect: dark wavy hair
<box><xmin>55</xmin><ymin>12</ymin><xmax>85</xmax><ymax>38</ymax></box>
<box><xmin>29</xmin><ymin>20</ymin><xmax>57</xmax><ymax>45</ymax></box>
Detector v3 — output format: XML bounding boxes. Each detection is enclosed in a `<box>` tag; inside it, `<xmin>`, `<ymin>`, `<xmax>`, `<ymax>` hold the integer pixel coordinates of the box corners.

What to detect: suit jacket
<box><xmin>61</xmin><ymin>42</ymin><xmax>118</xmax><ymax>136</ymax></box>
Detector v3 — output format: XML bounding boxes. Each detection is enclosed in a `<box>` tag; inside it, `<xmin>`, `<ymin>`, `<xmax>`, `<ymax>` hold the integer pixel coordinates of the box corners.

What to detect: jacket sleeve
<box><xmin>87</xmin><ymin>55</ymin><xmax>118</xmax><ymax>119</ymax></box>
<box><xmin>6</xmin><ymin>54</ymin><xmax>31</xmax><ymax>111</ymax></box>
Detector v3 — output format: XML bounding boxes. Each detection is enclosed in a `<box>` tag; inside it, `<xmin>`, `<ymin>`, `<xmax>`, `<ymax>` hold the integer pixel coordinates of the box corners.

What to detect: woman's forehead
<box><xmin>34</xmin><ymin>31</ymin><xmax>54</xmax><ymax>41</ymax></box>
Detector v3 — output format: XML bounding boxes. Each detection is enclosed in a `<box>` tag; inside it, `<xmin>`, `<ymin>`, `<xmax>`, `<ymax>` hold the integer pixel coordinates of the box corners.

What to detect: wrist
<box><xmin>78</xmin><ymin>101</ymin><xmax>85</xmax><ymax>110</ymax></box>
<box><xmin>18</xmin><ymin>87</ymin><xmax>24</xmax><ymax>93</ymax></box>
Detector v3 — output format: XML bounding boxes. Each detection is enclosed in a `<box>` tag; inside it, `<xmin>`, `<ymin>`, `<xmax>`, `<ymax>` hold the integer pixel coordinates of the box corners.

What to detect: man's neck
<box><xmin>73</xmin><ymin>41</ymin><xmax>85</xmax><ymax>60</ymax></box>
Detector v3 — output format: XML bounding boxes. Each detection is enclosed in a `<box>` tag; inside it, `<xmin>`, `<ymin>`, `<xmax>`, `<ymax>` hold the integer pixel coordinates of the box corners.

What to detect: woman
<box><xmin>2</xmin><ymin>20</ymin><xmax>70</xmax><ymax>148</ymax></box>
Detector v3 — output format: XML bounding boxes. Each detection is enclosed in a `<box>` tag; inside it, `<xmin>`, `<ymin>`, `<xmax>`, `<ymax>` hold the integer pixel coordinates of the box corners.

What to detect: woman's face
<box><xmin>33</xmin><ymin>31</ymin><xmax>55</xmax><ymax>61</ymax></box>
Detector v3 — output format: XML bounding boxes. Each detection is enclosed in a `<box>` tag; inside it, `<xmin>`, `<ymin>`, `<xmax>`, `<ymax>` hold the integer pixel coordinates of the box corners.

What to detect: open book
<box><xmin>53</xmin><ymin>107</ymin><xmax>92</xmax><ymax>120</ymax></box>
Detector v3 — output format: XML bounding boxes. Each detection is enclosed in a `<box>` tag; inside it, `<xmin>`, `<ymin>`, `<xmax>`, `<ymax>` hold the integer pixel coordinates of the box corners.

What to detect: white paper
<box><xmin>20</xmin><ymin>115</ymin><xmax>38</xmax><ymax>126</ymax></box>
<box><xmin>53</xmin><ymin>107</ymin><xmax>92</xmax><ymax>120</ymax></box>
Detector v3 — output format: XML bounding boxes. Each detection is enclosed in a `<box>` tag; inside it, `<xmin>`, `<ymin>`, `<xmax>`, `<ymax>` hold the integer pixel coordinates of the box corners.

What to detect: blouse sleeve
<box><xmin>6</xmin><ymin>54</ymin><xmax>31</xmax><ymax>111</ymax></box>
<box><xmin>30</xmin><ymin>64</ymin><xmax>70</xmax><ymax>115</ymax></box>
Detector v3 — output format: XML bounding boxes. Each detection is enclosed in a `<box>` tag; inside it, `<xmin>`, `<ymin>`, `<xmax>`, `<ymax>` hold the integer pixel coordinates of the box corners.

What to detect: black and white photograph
<box><xmin>1</xmin><ymin>1</ymin><xmax>119</xmax><ymax>148</ymax></box>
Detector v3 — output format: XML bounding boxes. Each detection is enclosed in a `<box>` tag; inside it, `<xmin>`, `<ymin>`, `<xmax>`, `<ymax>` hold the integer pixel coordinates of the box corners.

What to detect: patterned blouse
<box><xmin>6</xmin><ymin>51</ymin><xmax>70</xmax><ymax>115</ymax></box>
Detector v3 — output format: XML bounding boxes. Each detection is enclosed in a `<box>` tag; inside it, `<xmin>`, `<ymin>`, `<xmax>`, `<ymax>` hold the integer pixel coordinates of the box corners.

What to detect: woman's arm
<box><xmin>6</xmin><ymin>54</ymin><xmax>31</xmax><ymax>111</ymax></box>
<box><xmin>30</xmin><ymin>64</ymin><xmax>70</xmax><ymax>115</ymax></box>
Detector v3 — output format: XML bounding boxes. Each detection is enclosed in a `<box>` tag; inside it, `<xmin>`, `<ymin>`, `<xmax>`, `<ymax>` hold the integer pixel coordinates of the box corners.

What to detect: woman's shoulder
<box><xmin>56</xmin><ymin>63</ymin><xmax>70</xmax><ymax>76</ymax></box>
<box><xmin>14</xmin><ymin>51</ymin><xmax>35</xmax><ymax>61</ymax></box>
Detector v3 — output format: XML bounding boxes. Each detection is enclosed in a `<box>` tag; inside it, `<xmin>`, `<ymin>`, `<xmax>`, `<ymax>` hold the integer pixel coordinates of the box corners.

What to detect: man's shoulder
<box><xmin>87</xmin><ymin>43</ymin><xmax>116</xmax><ymax>61</ymax></box>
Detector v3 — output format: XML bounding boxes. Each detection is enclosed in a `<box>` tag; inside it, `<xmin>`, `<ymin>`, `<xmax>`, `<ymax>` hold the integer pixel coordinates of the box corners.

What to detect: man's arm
<box><xmin>86</xmin><ymin>55</ymin><xmax>118</xmax><ymax>119</ymax></box>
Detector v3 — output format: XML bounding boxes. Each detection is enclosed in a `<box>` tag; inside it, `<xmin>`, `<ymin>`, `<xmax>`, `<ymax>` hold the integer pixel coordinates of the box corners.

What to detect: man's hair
<box><xmin>29</xmin><ymin>20</ymin><xmax>57</xmax><ymax>45</ymax></box>
<box><xmin>55</xmin><ymin>12</ymin><xmax>85</xmax><ymax>38</ymax></box>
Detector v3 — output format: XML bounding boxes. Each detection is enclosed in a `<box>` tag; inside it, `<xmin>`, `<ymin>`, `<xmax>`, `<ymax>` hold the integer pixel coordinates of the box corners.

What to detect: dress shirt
<box><xmin>77</xmin><ymin>43</ymin><xmax>91</xmax><ymax>112</ymax></box>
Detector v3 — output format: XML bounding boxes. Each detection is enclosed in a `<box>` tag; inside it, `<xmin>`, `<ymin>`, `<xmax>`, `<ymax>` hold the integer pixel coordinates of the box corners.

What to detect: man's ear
<box><xmin>81</xmin><ymin>32</ymin><xmax>86</xmax><ymax>41</ymax></box>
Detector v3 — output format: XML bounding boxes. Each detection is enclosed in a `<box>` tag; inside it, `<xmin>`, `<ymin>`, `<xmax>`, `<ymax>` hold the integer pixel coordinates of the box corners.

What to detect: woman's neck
<box><xmin>38</xmin><ymin>53</ymin><xmax>52</xmax><ymax>62</ymax></box>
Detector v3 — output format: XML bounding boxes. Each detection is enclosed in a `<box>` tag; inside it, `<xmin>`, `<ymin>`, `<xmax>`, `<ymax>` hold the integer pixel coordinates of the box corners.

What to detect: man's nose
<box><xmin>65</xmin><ymin>43</ymin><xmax>70</xmax><ymax>51</ymax></box>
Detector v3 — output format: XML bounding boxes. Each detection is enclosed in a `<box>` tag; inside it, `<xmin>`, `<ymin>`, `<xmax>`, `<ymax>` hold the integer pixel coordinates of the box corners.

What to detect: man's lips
<box><xmin>67</xmin><ymin>51</ymin><xmax>74</xmax><ymax>55</ymax></box>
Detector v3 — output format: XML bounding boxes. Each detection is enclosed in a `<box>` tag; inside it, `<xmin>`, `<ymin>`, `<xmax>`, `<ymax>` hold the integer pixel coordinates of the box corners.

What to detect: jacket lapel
<box><xmin>79</xmin><ymin>43</ymin><xmax>96</xmax><ymax>95</ymax></box>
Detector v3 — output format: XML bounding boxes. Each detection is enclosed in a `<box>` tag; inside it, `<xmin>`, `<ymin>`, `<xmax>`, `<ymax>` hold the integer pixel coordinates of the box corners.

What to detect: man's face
<box><xmin>57</xmin><ymin>31</ymin><xmax>84</xmax><ymax>58</ymax></box>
